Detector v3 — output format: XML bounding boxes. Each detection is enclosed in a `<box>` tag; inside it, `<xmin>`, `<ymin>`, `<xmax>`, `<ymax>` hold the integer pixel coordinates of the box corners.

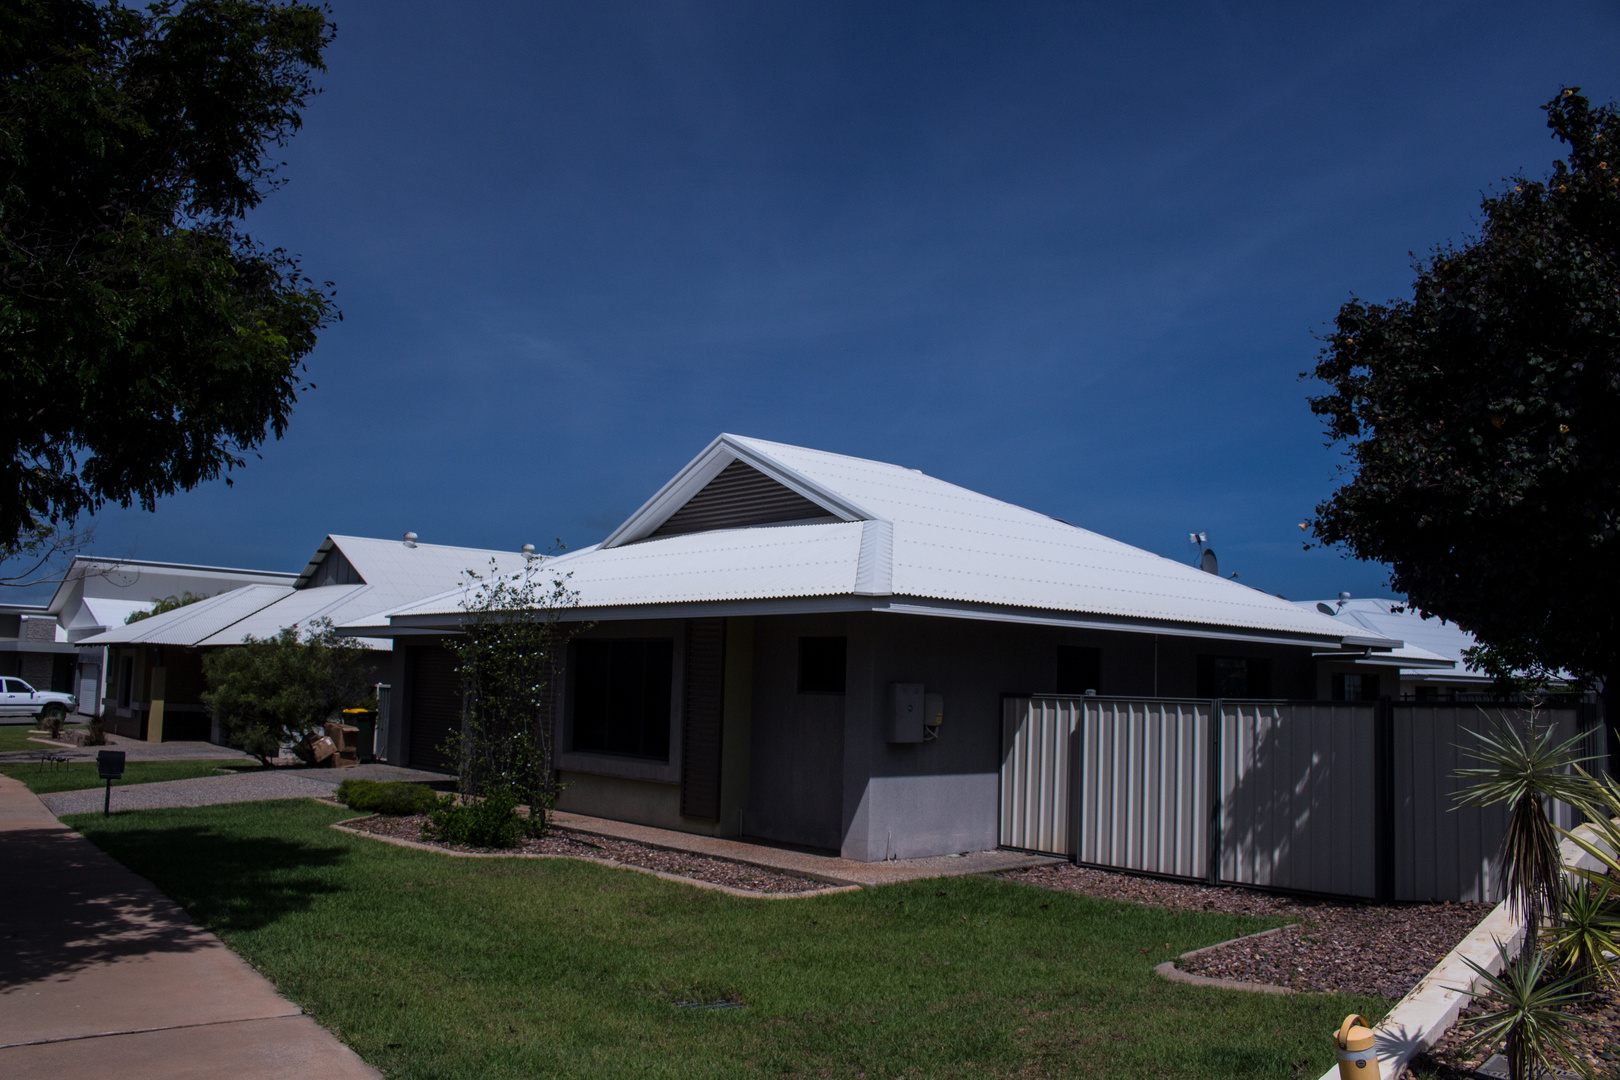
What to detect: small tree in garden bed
<box><xmin>1459</xmin><ymin>943</ymin><xmax>1594</xmax><ymax>1080</ymax></box>
<box><xmin>1456</xmin><ymin>715</ymin><xmax>1591</xmax><ymax>935</ymax></box>
<box><xmin>202</xmin><ymin>619</ymin><xmax>374</xmax><ymax>766</ymax></box>
<box><xmin>443</xmin><ymin>552</ymin><xmax>583</xmax><ymax>839</ymax></box>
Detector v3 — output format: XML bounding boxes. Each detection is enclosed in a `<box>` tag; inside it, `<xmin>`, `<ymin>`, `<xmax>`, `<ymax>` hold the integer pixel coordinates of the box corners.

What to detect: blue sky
<box><xmin>21</xmin><ymin>1</ymin><xmax>1620</xmax><ymax>602</ymax></box>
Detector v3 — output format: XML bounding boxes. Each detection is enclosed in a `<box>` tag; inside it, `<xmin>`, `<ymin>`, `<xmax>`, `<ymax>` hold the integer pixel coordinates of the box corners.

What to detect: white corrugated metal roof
<box><xmin>1297</xmin><ymin>599</ymin><xmax>1488</xmax><ymax>680</ymax></box>
<box><xmin>80</xmin><ymin>585</ymin><xmax>295</xmax><ymax>646</ymax></box>
<box><xmin>379</xmin><ymin>435</ymin><xmax>1399</xmax><ymax>649</ymax></box>
<box><xmin>80</xmin><ymin>534</ymin><xmax>526</xmax><ymax>649</ymax></box>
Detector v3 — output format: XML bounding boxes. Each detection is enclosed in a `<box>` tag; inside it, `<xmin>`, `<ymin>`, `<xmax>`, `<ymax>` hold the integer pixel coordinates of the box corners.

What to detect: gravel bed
<box><xmin>1412</xmin><ymin>979</ymin><xmax>1620</xmax><ymax>1078</ymax></box>
<box><xmin>346</xmin><ymin>813</ymin><xmax>827</xmax><ymax>894</ymax></box>
<box><xmin>999</xmin><ymin>863</ymin><xmax>1490</xmax><ymax>999</ymax></box>
<box><xmin>42</xmin><ymin>771</ymin><xmax>339</xmax><ymax>816</ymax></box>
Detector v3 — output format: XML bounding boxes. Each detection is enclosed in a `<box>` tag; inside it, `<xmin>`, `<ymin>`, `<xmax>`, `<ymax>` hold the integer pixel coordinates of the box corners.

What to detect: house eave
<box><xmin>364</xmin><ymin>593</ymin><xmax>1364</xmax><ymax>650</ymax></box>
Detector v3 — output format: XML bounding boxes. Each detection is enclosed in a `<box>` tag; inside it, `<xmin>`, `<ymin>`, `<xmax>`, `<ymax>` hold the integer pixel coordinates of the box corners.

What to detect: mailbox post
<box><xmin>96</xmin><ymin>750</ymin><xmax>125</xmax><ymax>817</ymax></box>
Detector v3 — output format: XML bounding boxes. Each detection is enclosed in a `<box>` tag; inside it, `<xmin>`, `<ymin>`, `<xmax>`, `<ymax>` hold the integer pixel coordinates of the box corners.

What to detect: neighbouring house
<box><xmin>349</xmin><ymin>434</ymin><xmax>1408</xmax><ymax>863</ymax></box>
<box><xmin>0</xmin><ymin>602</ymin><xmax>77</xmax><ymax>700</ymax></box>
<box><xmin>1300</xmin><ymin>596</ymin><xmax>1582</xmax><ymax>700</ymax></box>
<box><xmin>50</xmin><ymin>557</ymin><xmax>299</xmax><ymax>718</ymax></box>
<box><xmin>78</xmin><ymin>535</ymin><xmax>523</xmax><ymax>743</ymax></box>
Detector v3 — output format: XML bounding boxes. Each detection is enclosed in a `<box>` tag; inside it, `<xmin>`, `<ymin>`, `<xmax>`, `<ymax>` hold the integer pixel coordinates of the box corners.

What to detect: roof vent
<box><xmin>521</xmin><ymin>543</ymin><xmax>535</xmax><ymax>555</ymax></box>
<box><xmin>403</xmin><ymin>532</ymin><xmax>418</xmax><ymax>548</ymax></box>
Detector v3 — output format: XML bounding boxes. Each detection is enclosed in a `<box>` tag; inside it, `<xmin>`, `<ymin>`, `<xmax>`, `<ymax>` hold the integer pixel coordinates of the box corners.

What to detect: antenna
<box><xmin>1316</xmin><ymin>602</ymin><xmax>1338</xmax><ymax>617</ymax></box>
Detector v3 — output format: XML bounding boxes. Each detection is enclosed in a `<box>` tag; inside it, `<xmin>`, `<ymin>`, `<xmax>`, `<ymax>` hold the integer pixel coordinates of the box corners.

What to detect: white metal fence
<box><xmin>1000</xmin><ymin>695</ymin><xmax>1601</xmax><ymax>902</ymax></box>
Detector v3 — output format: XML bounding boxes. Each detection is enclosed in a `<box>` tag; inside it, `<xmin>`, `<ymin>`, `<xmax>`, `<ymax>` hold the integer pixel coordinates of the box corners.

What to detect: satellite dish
<box><xmin>1199</xmin><ymin>549</ymin><xmax>1218</xmax><ymax>575</ymax></box>
<box><xmin>1316</xmin><ymin>602</ymin><xmax>1338</xmax><ymax>617</ymax></box>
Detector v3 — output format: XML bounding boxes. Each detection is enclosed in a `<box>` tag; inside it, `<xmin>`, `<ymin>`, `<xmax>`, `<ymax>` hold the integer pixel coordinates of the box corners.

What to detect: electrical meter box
<box><xmin>887</xmin><ymin>683</ymin><xmax>925</xmax><ymax>743</ymax></box>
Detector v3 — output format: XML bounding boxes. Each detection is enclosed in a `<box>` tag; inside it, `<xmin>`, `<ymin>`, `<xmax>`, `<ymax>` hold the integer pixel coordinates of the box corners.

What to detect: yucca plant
<box><xmin>1459</xmin><ymin>942</ymin><xmax>1594</xmax><ymax>1080</ymax></box>
<box><xmin>1456</xmin><ymin>716</ymin><xmax>1592</xmax><ymax>933</ymax></box>
<box><xmin>1547</xmin><ymin>878</ymin><xmax>1620</xmax><ymax>991</ymax></box>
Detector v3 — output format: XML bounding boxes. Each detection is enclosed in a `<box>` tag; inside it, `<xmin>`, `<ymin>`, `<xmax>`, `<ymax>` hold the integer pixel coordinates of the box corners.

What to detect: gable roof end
<box><xmin>601</xmin><ymin>434</ymin><xmax>878</xmax><ymax>548</ymax></box>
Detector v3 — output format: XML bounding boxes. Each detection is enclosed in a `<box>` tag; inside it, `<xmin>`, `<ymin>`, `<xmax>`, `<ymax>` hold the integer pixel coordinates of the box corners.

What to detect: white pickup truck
<box><xmin>0</xmin><ymin>678</ymin><xmax>77</xmax><ymax>724</ymax></box>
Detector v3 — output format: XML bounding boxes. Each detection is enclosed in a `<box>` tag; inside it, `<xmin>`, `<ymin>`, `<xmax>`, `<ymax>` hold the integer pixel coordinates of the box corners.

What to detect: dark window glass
<box><xmin>1055</xmin><ymin>646</ymin><xmax>1102</xmax><ymax>694</ymax></box>
<box><xmin>1331</xmin><ymin>673</ymin><xmax>1380</xmax><ymax>702</ymax></box>
<box><xmin>571</xmin><ymin>639</ymin><xmax>673</xmax><ymax>760</ymax></box>
<box><xmin>798</xmin><ymin>637</ymin><xmax>846</xmax><ymax>693</ymax></box>
<box><xmin>1196</xmin><ymin>656</ymin><xmax>1273</xmax><ymax>698</ymax></box>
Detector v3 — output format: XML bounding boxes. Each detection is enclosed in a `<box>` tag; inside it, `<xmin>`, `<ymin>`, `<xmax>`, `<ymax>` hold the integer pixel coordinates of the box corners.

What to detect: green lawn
<box><xmin>0</xmin><ymin>722</ymin><xmax>75</xmax><ymax>752</ymax></box>
<box><xmin>1</xmin><ymin>758</ymin><xmax>262</xmax><ymax>794</ymax></box>
<box><xmin>66</xmin><ymin>800</ymin><xmax>1388</xmax><ymax>1080</ymax></box>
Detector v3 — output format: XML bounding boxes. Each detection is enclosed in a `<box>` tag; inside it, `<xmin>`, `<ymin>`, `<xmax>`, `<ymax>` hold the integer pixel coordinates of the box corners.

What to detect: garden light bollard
<box><xmin>96</xmin><ymin>750</ymin><xmax>126</xmax><ymax>817</ymax></box>
<box><xmin>1333</xmin><ymin>1014</ymin><xmax>1379</xmax><ymax>1079</ymax></box>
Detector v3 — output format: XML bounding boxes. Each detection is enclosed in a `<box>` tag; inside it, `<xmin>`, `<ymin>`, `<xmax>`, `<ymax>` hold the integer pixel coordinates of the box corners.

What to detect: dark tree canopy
<box><xmin>0</xmin><ymin>0</ymin><xmax>337</xmax><ymax>549</ymax></box>
<box><xmin>1309</xmin><ymin>88</ymin><xmax>1620</xmax><ymax>729</ymax></box>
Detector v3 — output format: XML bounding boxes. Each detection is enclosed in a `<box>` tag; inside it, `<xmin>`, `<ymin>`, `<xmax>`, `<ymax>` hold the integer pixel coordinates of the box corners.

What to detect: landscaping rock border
<box><xmin>332</xmin><ymin>813</ymin><xmax>857</xmax><ymax>899</ymax></box>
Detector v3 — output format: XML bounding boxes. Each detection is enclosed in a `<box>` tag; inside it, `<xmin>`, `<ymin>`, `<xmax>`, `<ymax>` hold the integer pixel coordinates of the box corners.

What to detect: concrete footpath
<box><xmin>0</xmin><ymin>774</ymin><xmax>380</xmax><ymax>1079</ymax></box>
<box><xmin>40</xmin><ymin>762</ymin><xmax>448</xmax><ymax>817</ymax></box>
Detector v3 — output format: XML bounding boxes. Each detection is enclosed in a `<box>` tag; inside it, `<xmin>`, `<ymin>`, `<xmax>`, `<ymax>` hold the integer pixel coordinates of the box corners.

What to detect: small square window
<box><xmin>798</xmin><ymin>637</ymin><xmax>846</xmax><ymax>693</ymax></box>
<box><xmin>1055</xmin><ymin>646</ymin><xmax>1101</xmax><ymax>695</ymax></box>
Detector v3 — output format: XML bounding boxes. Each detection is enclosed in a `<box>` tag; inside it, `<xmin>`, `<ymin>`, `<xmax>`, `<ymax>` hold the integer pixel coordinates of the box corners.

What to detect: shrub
<box><xmin>423</xmin><ymin>788</ymin><xmax>525</xmax><ymax>849</ymax></box>
<box><xmin>1547</xmin><ymin>878</ymin><xmax>1620</xmax><ymax>991</ymax></box>
<box><xmin>334</xmin><ymin>778</ymin><xmax>440</xmax><ymax>816</ymax></box>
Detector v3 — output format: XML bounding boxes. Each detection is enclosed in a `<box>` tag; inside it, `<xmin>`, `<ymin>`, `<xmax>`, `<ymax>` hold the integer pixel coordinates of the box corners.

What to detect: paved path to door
<box><xmin>0</xmin><ymin>775</ymin><xmax>380</xmax><ymax>1079</ymax></box>
<box><xmin>551</xmin><ymin>810</ymin><xmax>1062</xmax><ymax>887</ymax></box>
<box><xmin>39</xmin><ymin>763</ymin><xmax>449</xmax><ymax>817</ymax></box>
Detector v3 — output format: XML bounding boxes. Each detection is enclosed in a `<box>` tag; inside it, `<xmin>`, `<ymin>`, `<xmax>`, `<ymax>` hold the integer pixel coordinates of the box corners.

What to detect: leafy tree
<box><xmin>124</xmin><ymin>590</ymin><xmax>210</xmax><ymax>623</ymax></box>
<box><xmin>446</xmin><ymin>555</ymin><xmax>583</xmax><ymax>835</ymax></box>
<box><xmin>0</xmin><ymin>0</ymin><xmax>338</xmax><ymax>551</ymax></box>
<box><xmin>200</xmin><ymin>618</ymin><xmax>372</xmax><ymax>765</ymax></box>
<box><xmin>1308</xmin><ymin>88</ymin><xmax>1620</xmax><ymax>772</ymax></box>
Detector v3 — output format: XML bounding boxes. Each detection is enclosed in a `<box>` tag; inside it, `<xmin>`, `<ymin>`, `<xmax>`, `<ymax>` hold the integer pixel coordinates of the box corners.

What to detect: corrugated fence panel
<box><xmin>1075</xmin><ymin>698</ymin><xmax>1210</xmax><ymax>879</ymax></box>
<box><xmin>1000</xmin><ymin>697</ymin><xmax>1074</xmax><ymax>855</ymax></box>
<box><xmin>1219</xmin><ymin>702</ymin><xmax>1377</xmax><ymax>897</ymax></box>
<box><xmin>1391</xmin><ymin>705</ymin><xmax>1581</xmax><ymax>903</ymax></box>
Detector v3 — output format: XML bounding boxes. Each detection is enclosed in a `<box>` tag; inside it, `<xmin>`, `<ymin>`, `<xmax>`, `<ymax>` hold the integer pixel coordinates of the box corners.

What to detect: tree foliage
<box><xmin>200</xmin><ymin>618</ymin><xmax>372</xmax><ymax>765</ymax></box>
<box><xmin>0</xmin><ymin>0</ymin><xmax>338</xmax><ymax>549</ymax></box>
<box><xmin>446</xmin><ymin>555</ymin><xmax>582</xmax><ymax>834</ymax></box>
<box><xmin>1308</xmin><ymin>88</ymin><xmax>1620</xmax><ymax>755</ymax></box>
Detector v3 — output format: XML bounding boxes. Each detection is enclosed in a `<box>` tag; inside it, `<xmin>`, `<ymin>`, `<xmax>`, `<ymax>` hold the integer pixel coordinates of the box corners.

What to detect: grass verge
<box><xmin>0</xmin><ymin>723</ymin><xmax>82</xmax><ymax>753</ymax></box>
<box><xmin>66</xmin><ymin>800</ymin><xmax>1388</xmax><ymax>1079</ymax></box>
<box><xmin>1</xmin><ymin>758</ymin><xmax>262</xmax><ymax>794</ymax></box>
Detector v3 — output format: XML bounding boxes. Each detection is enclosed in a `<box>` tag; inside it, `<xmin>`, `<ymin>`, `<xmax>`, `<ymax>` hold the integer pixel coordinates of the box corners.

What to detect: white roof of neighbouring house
<box><xmin>371</xmin><ymin>434</ymin><xmax>1400</xmax><ymax>650</ymax></box>
<box><xmin>1296</xmin><ymin>598</ymin><xmax>1492</xmax><ymax>681</ymax></box>
<box><xmin>78</xmin><ymin>535</ymin><xmax>524</xmax><ymax>650</ymax></box>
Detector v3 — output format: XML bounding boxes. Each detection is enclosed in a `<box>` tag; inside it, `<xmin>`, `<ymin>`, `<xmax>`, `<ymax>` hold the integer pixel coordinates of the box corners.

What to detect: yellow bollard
<box><xmin>1333</xmin><ymin>1014</ymin><xmax>1379</xmax><ymax>1079</ymax></box>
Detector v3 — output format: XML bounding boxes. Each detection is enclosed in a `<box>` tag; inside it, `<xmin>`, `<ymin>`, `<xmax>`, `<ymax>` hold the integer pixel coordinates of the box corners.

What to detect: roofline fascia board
<box><xmin>374</xmin><ymin>593</ymin><xmax>1358</xmax><ymax>649</ymax></box>
<box><xmin>0</xmin><ymin>641</ymin><xmax>80</xmax><ymax>654</ymax></box>
<box><xmin>600</xmin><ymin>435</ymin><xmax>881</xmax><ymax>549</ymax></box>
<box><xmin>47</xmin><ymin>556</ymin><xmax>298</xmax><ymax>612</ymax></box>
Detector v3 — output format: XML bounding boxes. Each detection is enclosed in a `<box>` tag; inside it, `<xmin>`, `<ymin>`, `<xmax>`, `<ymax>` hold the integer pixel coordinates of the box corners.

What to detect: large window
<box><xmin>1196</xmin><ymin>655</ymin><xmax>1272</xmax><ymax>698</ymax></box>
<box><xmin>571</xmin><ymin>639</ymin><xmax>673</xmax><ymax>760</ymax></box>
<box><xmin>797</xmin><ymin>637</ymin><xmax>846</xmax><ymax>693</ymax></box>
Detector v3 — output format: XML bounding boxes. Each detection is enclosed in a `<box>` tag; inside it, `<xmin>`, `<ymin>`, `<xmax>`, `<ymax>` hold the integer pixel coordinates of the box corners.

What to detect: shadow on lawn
<box><xmin>0</xmin><ymin>822</ymin><xmax>349</xmax><ymax>990</ymax></box>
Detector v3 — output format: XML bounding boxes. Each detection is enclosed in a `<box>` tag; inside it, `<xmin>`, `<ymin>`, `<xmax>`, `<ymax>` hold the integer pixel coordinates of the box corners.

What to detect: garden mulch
<box><xmin>345</xmin><ymin>813</ymin><xmax>827</xmax><ymax>894</ymax></box>
<box><xmin>998</xmin><ymin>863</ymin><xmax>1490</xmax><ymax>1000</ymax></box>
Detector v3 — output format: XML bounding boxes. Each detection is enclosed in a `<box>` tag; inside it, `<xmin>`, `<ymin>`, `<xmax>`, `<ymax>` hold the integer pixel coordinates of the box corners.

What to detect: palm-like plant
<box><xmin>1547</xmin><ymin>878</ymin><xmax>1620</xmax><ymax>991</ymax></box>
<box><xmin>1455</xmin><ymin>716</ymin><xmax>1592</xmax><ymax>933</ymax></box>
<box><xmin>1459</xmin><ymin>942</ymin><xmax>1594</xmax><ymax>1080</ymax></box>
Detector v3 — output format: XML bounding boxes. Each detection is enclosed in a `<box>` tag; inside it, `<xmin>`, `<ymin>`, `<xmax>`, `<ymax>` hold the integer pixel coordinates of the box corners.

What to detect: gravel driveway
<box><xmin>42</xmin><ymin>772</ymin><xmax>343</xmax><ymax>816</ymax></box>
